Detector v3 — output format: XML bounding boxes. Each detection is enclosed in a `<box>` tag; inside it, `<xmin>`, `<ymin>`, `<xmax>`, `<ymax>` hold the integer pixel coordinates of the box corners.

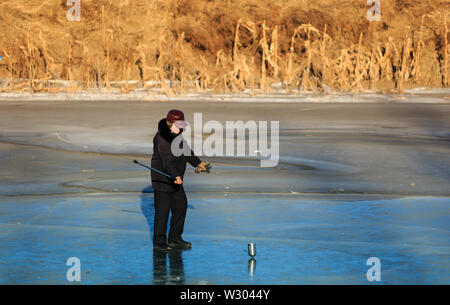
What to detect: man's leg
<box><xmin>153</xmin><ymin>191</ymin><xmax>172</xmax><ymax>246</ymax></box>
<box><xmin>168</xmin><ymin>188</ymin><xmax>188</xmax><ymax>243</ymax></box>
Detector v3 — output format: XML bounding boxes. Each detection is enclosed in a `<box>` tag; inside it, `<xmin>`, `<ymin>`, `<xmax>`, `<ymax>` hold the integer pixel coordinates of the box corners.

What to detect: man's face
<box><xmin>170</xmin><ymin>120</ymin><xmax>187</xmax><ymax>134</ymax></box>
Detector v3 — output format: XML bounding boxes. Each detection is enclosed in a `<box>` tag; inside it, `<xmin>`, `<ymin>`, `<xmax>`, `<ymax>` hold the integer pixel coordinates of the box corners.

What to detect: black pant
<box><xmin>153</xmin><ymin>188</ymin><xmax>188</xmax><ymax>245</ymax></box>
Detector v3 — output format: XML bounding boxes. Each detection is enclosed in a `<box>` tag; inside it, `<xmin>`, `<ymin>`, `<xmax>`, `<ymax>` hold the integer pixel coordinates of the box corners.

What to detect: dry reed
<box><xmin>0</xmin><ymin>0</ymin><xmax>448</xmax><ymax>94</ymax></box>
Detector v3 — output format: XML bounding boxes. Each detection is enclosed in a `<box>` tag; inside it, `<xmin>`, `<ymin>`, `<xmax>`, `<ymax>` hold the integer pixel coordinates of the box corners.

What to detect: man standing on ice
<box><xmin>151</xmin><ymin>109</ymin><xmax>211</xmax><ymax>251</ymax></box>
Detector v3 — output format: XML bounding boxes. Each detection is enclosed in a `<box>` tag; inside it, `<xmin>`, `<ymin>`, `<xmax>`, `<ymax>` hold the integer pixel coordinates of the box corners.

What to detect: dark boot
<box><xmin>154</xmin><ymin>243</ymin><xmax>173</xmax><ymax>252</ymax></box>
<box><xmin>168</xmin><ymin>239</ymin><xmax>192</xmax><ymax>249</ymax></box>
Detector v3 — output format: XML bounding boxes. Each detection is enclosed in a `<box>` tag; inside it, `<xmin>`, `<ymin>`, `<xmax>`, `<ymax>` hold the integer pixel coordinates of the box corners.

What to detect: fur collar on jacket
<box><xmin>158</xmin><ymin>118</ymin><xmax>183</xmax><ymax>143</ymax></box>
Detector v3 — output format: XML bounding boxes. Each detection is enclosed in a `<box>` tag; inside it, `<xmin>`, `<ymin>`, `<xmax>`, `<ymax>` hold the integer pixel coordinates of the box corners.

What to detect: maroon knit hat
<box><xmin>167</xmin><ymin>109</ymin><xmax>187</xmax><ymax>128</ymax></box>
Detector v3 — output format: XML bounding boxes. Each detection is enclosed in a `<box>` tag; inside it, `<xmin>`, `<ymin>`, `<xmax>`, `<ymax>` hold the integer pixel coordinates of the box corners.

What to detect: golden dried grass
<box><xmin>0</xmin><ymin>0</ymin><xmax>448</xmax><ymax>94</ymax></box>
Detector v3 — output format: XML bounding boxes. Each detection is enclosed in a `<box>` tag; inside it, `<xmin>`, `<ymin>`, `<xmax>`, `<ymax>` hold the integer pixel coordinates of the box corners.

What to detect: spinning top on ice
<box><xmin>248</xmin><ymin>243</ymin><xmax>256</xmax><ymax>258</ymax></box>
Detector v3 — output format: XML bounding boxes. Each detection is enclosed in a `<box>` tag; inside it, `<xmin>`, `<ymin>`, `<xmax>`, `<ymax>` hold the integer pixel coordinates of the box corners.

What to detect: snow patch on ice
<box><xmin>0</xmin><ymin>88</ymin><xmax>449</xmax><ymax>103</ymax></box>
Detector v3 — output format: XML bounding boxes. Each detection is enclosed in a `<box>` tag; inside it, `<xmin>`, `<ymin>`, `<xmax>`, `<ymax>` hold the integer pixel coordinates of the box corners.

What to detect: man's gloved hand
<box><xmin>195</xmin><ymin>162</ymin><xmax>212</xmax><ymax>173</ymax></box>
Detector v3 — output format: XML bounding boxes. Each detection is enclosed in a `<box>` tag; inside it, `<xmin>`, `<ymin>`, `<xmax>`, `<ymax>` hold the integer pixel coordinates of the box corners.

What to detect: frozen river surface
<box><xmin>0</xmin><ymin>193</ymin><xmax>448</xmax><ymax>284</ymax></box>
<box><xmin>0</xmin><ymin>100</ymin><xmax>449</xmax><ymax>284</ymax></box>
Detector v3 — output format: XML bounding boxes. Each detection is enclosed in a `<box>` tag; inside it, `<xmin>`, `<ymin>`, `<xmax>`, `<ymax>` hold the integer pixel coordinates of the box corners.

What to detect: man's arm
<box><xmin>185</xmin><ymin>146</ymin><xmax>211</xmax><ymax>173</ymax></box>
<box><xmin>185</xmin><ymin>148</ymin><xmax>201</xmax><ymax>168</ymax></box>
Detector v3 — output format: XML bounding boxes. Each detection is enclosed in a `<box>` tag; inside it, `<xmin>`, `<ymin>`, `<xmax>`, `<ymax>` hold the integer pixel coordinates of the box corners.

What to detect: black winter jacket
<box><xmin>151</xmin><ymin>118</ymin><xmax>201</xmax><ymax>192</ymax></box>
